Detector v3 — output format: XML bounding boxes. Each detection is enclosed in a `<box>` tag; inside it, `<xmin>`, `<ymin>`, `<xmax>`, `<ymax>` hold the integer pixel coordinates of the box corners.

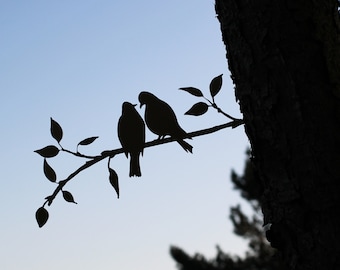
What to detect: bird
<box><xmin>138</xmin><ymin>91</ymin><xmax>193</xmax><ymax>153</ymax></box>
<box><xmin>118</xmin><ymin>102</ymin><xmax>145</xmax><ymax>177</ymax></box>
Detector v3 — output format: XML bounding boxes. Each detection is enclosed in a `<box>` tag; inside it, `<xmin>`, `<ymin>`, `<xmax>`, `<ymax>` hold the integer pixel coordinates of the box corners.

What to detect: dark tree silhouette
<box><xmin>215</xmin><ymin>0</ymin><xmax>340</xmax><ymax>269</ymax></box>
<box><xmin>170</xmin><ymin>150</ymin><xmax>286</xmax><ymax>270</ymax></box>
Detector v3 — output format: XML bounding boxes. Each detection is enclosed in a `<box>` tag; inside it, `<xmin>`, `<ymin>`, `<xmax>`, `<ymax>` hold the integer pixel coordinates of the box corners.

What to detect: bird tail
<box><xmin>130</xmin><ymin>153</ymin><xmax>141</xmax><ymax>177</ymax></box>
<box><xmin>177</xmin><ymin>139</ymin><xmax>193</xmax><ymax>153</ymax></box>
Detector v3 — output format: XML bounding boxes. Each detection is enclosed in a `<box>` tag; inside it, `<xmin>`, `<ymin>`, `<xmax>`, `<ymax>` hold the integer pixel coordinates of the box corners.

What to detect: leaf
<box><xmin>209</xmin><ymin>74</ymin><xmax>223</xmax><ymax>98</ymax></box>
<box><xmin>34</xmin><ymin>145</ymin><xmax>59</xmax><ymax>158</ymax></box>
<box><xmin>62</xmin><ymin>190</ymin><xmax>77</xmax><ymax>204</ymax></box>
<box><xmin>50</xmin><ymin>118</ymin><xmax>63</xmax><ymax>143</ymax></box>
<box><xmin>185</xmin><ymin>102</ymin><xmax>209</xmax><ymax>116</ymax></box>
<box><xmin>36</xmin><ymin>207</ymin><xmax>49</xmax><ymax>228</ymax></box>
<box><xmin>109</xmin><ymin>168</ymin><xmax>119</xmax><ymax>198</ymax></box>
<box><xmin>78</xmin><ymin>136</ymin><xmax>99</xmax><ymax>146</ymax></box>
<box><xmin>179</xmin><ymin>87</ymin><xmax>203</xmax><ymax>97</ymax></box>
<box><xmin>43</xmin><ymin>159</ymin><xmax>56</xmax><ymax>182</ymax></box>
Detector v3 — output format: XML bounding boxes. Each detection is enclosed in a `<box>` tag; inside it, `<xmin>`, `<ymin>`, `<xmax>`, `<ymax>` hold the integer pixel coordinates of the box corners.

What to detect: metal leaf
<box><xmin>78</xmin><ymin>136</ymin><xmax>99</xmax><ymax>146</ymax></box>
<box><xmin>179</xmin><ymin>87</ymin><xmax>203</xmax><ymax>97</ymax></box>
<box><xmin>62</xmin><ymin>190</ymin><xmax>77</xmax><ymax>204</ymax></box>
<box><xmin>50</xmin><ymin>118</ymin><xmax>63</xmax><ymax>143</ymax></box>
<box><xmin>209</xmin><ymin>74</ymin><xmax>223</xmax><ymax>98</ymax></box>
<box><xmin>109</xmin><ymin>168</ymin><xmax>119</xmax><ymax>198</ymax></box>
<box><xmin>185</xmin><ymin>102</ymin><xmax>209</xmax><ymax>116</ymax></box>
<box><xmin>43</xmin><ymin>158</ymin><xmax>56</xmax><ymax>182</ymax></box>
<box><xmin>36</xmin><ymin>207</ymin><xmax>49</xmax><ymax>228</ymax></box>
<box><xmin>34</xmin><ymin>145</ymin><xmax>59</xmax><ymax>158</ymax></box>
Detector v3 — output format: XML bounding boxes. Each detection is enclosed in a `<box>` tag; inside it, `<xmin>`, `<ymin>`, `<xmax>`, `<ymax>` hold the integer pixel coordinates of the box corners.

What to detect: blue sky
<box><xmin>1</xmin><ymin>1</ymin><xmax>250</xmax><ymax>270</ymax></box>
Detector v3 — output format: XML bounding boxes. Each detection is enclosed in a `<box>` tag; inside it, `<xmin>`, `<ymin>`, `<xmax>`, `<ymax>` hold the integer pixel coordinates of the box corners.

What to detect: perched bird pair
<box><xmin>118</xmin><ymin>92</ymin><xmax>193</xmax><ymax>177</ymax></box>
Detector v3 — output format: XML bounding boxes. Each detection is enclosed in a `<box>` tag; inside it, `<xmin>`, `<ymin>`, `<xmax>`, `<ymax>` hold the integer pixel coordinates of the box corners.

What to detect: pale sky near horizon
<box><xmin>1</xmin><ymin>1</ymin><xmax>250</xmax><ymax>270</ymax></box>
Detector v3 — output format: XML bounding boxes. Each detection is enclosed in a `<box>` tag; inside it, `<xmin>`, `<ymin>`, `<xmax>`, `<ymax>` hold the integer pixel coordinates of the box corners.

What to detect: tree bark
<box><xmin>215</xmin><ymin>0</ymin><xmax>340</xmax><ymax>269</ymax></box>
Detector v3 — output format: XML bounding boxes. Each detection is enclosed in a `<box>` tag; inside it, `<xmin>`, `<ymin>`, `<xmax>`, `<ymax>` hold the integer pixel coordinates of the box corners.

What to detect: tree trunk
<box><xmin>215</xmin><ymin>0</ymin><xmax>340</xmax><ymax>269</ymax></box>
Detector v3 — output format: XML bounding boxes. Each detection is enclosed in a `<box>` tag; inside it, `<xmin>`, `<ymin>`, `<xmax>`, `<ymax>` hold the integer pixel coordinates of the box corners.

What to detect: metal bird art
<box><xmin>138</xmin><ymin>91</ymin><xmax>193</xmax><ymax>153</ymax></box>
<box><xmin>118</xmin><ymin>102</ymin><xmax>145</xmax><ymax>177</ymax></box>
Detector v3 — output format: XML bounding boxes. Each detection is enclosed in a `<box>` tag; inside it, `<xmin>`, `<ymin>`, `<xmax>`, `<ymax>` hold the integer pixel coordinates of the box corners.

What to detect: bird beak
<box><xmin>133</xmin><ymin>104</ymin><xmax>137</xmax><ymax>107</ymax></box>
<box><xmin>139</xmin><ymin>103</ymin><xmax>143</xmax><ymax>108</ymax></box>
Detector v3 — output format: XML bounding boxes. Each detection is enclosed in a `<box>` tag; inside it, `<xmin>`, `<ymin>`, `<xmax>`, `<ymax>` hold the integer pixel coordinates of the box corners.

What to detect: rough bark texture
<box><xmin>215</xmin><ymin>0</ymin><xmax>340</xmax><ymax>269</ymax></box>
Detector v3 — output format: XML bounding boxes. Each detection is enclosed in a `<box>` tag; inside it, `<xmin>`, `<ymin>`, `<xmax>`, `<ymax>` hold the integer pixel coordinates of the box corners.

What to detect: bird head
<box><xmin>122</xmin><ymin>102</ymin><xmax>137</xmax><ymax>113</ymax></box>
<box><xmin>138</xmin><ymin>91</ymin><xmax>155</xmax><ymax>108</ymax></box>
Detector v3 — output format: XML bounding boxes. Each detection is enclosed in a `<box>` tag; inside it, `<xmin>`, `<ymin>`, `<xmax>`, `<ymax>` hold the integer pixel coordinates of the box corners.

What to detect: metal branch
<box><xmin>43</xmin><ymin>119</ymin><xmax>244</xmax><ymax>206</ymax></box>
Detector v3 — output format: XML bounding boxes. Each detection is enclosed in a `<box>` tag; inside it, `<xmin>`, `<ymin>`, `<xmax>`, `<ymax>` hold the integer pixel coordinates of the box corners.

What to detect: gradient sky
<box><xmin>0</xmin><ymin>1</ymin><xmax>250</xmax><ymax>270</ymax></box>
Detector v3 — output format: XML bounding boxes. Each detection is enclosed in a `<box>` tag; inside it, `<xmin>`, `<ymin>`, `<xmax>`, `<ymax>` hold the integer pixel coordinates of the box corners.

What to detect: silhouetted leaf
<box><xmin>36</xmin><ymin>207</ymin><xmax>49</xmax><ymax>228</ymax></box>
<box><xmin>34</xmin><ymin>145</ymin><xmax>59</xmax><ymax>158</ymax></box>
<box><xmin>50</xmin><ymin>118</ymin><xmax>63</xmax><ymax>143</ymax></box>
<box><xmin>78</xmin><ymin>136</ymin><xmax>99</xmax><ymax>146</ymax></box>
<box><xmin>62</xmin><ymin>190</ymin><xmax>77</xmax><ymax>204</ymax></box>
<box><xmin>185</xmin><ymin>102</ymin><xmax>209</xmax><ymax>116</ymax></box>
<box><xmin>109</xmin><ymin>168</ymin><xmax>119</xmax><ymax>198</ymax></box>
<box><xmin>179</xmin><ymin>87</ymin><xmax>203</xmax><ymax>97</ymax></box>
<box><xmin>43</xmin><ymin>158</ymin><xmax>56</xmax><ymax>182</ymax></box>
<box><xmin>210</xmin><ymin>74</ymin><xmax>223</xmax><ymax>98</ymax></box>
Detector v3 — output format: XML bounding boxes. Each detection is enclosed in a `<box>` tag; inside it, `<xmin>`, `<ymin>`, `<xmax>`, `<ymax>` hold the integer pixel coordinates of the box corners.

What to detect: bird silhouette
<box><xmin>118</xmin><ymin>102</ymin><xmax>145</xmax><ymax>177</ymax></box>
<box><xmin>138</xmin><ymin>91</ymin><xmax>193</xmax><ymax>153</ymax></box>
